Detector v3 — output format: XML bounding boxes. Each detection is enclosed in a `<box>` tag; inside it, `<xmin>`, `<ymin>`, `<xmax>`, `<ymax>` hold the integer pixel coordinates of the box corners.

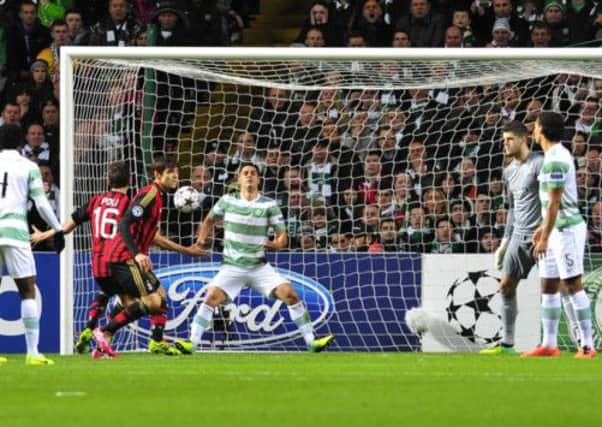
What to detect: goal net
<box><xmin>61</xmin><ymin>48</ymin><xmax>602</xmax><ymax>354</ymax></box>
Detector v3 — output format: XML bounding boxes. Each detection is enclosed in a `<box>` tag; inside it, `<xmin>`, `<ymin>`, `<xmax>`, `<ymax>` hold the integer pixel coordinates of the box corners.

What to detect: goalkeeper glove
<box><xmin>495</xmin><ymin>238</ymin><xmax>509</xmax><ymax>271</ymax></box>
<box><xmin>53</xmin><ymin>229</ymin><xmax>65</xmax><ymax>254</ymax></box>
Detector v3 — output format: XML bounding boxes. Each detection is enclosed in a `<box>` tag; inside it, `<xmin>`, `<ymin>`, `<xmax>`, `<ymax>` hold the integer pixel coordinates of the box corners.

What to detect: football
<box><xmin>405</xmin><ymin>307</ymin><xmax>430</xmax><ymax>337</ymax></box>
<box><xmin>173</xmin><ymin>186</ymin><xmax>200</xmax><ymax>213</ymax></box>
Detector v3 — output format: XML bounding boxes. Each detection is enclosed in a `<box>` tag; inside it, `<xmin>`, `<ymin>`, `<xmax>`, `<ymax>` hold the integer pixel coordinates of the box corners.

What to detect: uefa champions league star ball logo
<box><xmin>446</xmin><ymin>270</ymin><xmax>502</xmax><ymax>345</ymax></box>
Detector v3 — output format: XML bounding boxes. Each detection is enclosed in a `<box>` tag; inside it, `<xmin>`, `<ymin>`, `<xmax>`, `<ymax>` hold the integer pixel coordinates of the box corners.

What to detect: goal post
<box><xmin>60</xmin><ymin>47</ymin><xmax>602</xmax><ymax>355</ymax></box>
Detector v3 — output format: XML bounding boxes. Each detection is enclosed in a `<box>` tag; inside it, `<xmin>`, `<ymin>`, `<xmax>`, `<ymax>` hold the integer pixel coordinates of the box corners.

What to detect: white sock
<box><xmin>288</xmin><ymin>302</ymin><xmax>314</xmax><ymax>345</ymax></box>
<box><xmin>561</xmin><ymin>294</ymin><xmax>582</xmax><ymax>345</ymax></box>
<box><xmin>21</xmin><ymin>299</ymin><xmax>39</xmax><ymax>357</ymax></box>
<box><xmin>541</xmin><ymin>293</ymin><xmax>561</xmax><ymax>349</ymax></box>
<box><xmin>190</xmin><ymin>303</ymin><xmax>214</xmax><ymax>347</ymax></box>
<box><xmin>570</xmin><ymin>290</ymin><xmax>594</xmax><ymax>349</ymax></box>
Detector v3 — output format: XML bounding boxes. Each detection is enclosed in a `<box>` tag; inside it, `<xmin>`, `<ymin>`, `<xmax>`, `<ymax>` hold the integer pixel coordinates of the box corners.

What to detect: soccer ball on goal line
<box><xmin>173</xmin><ymin>186</ymin><xmax>200</xmax><ymax>213</ymax></box>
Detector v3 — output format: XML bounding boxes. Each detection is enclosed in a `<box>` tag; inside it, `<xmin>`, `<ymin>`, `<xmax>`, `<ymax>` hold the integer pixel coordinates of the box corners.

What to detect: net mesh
<box><xmin>69</xmin><ymin>56</ymin><xmax>602</xmax><ymax>352</ymax></box>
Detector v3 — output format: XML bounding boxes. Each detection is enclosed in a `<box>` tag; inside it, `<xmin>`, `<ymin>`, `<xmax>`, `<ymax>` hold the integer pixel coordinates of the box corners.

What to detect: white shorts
<box><xmin>538</xmin><ymin>221</ymin><xmax>586</xmax><ymax>280</ymax></box>
<box><xmin>0</xmin><ymin>245</ymin><xmax>37</xmax><ymax>279</ymax></box>
<box><xmin>210</xmin><ymin>263</ymin><xmax>288</xmax><ymax>301</ymax></box>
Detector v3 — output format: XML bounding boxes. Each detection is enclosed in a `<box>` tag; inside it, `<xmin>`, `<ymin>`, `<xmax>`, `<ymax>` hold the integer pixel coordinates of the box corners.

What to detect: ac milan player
<box><xmin>91</xmin><ymin>156</ymin><xmax>206</xmax><ymax>358</ymax></box>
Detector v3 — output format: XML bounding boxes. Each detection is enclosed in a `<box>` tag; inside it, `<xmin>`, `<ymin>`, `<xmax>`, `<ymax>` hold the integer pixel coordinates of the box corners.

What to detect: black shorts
<box><xmin>109</xmin><ymin>260</ymin><xmax>161</xmax><ymax>298</ymax></box>
<box><xmin>94</xmin><ymin>276</ymin><xmax>122</xmax><ymax>297</ymax></box>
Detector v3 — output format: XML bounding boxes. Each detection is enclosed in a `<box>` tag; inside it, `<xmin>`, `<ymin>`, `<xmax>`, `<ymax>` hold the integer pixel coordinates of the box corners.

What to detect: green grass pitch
<box><xmin>1</xmin><ymin>352</ymin><xmax>600</xmax><ymax>427</ymax></box>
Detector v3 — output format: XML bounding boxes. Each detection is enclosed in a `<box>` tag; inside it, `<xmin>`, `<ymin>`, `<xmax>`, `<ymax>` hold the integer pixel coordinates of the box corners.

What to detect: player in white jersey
<box><xmin>522</xmin><ymin>112</ymin><xmax>595</xmax><ymax>358</ymax></box>
<box><xmin>0</xmin><ymin>124</ymin><xmax>65</xmax><ymax>365</ymax></box>
<box><xmin>189</xmin><ymin>162</ymin><xmax>334</xmax><ymax>352</ymax></box>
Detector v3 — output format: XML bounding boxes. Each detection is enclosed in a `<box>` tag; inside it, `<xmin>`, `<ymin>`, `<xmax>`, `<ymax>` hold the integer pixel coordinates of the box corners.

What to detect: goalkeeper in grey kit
<box><xmin>480</xmin><ymin>121</ymin><xmax>579</xmax><ymax>354</ymax></box>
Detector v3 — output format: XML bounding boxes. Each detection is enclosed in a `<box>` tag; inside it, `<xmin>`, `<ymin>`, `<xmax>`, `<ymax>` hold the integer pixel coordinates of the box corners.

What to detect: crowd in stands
<box><xmin>0</xmin><ymin>0</ymin><xmax>601</xmax><ymax>255</ymax></box>
<box><xmin>296</xmin><ymin>0</ymin><xmax>602</xmax><ymax>48</ymax></box>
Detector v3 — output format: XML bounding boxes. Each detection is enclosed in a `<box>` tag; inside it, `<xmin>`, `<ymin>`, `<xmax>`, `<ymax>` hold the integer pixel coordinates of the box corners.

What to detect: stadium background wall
<box><xmin>1</xmin><ymin>254</ymin><xmax>601</xmax><ymax>353</ymax></box>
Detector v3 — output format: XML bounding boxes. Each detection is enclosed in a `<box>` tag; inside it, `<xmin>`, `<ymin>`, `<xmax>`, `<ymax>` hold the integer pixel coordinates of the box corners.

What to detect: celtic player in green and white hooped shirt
<box><xmin>0</xmin><ymin>124</ymin><xmax>63</xmax><ymax>365</ymax></box>
<box><xmin>523</xmin><ymin>112</ymin><xmax>595</xmax><ymax>358</ymax></box>
<box><xmin>189</xmin><ymin>162</ymin><xmax>334</xmax><ymax>352</ymax></box>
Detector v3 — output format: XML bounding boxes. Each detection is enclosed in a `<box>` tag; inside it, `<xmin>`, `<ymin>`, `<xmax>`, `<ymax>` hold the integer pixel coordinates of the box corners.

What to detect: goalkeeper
<box><xmin>481</xmin><ymin>121</ymin><xmax>579</xmax><ymax>355</ymax></box>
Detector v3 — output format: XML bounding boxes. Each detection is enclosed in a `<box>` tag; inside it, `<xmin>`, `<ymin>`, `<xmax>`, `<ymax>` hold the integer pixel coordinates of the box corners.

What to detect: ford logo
<box><xmin>128</xmin><ymin>263</ymin><xmax>335</xmax><ymax>347</ymax></box>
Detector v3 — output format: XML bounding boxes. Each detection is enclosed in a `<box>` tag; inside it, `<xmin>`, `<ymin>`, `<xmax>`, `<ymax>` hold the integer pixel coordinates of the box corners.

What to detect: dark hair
<box><xmin>50</xmin><ymin>19</ymin><xmax>67</xmax><ymax>30</ymax></box>
<box><xmin>238</xmin><ymin>161</ymin><xmax>261</xmax><ymax>175</ymax></box>
<box><xmin>108</xmin><ymin>161</ymin><xmax>129</xmax><ymax>188</ymax></box>
<box><xmin>64</xmin><ymin>8</ymin><xmax>83</xmax><ymax>18</ymax></box>
<box><xmin>436</xmin><ymin>216</ymin><xmax>451</xmax><ymax>228</ymax></box>
<box><xmin>502</xmin><ymin>120</ymin><xmax>529</xmax><ymax>137</ymax></box>
<box><xmin>151</xmin><ymin>155</ymin><xmax>178</xmax><ymax>174</ymax></box>
<box><xmin>0</xmin><ymin>124</ymin><xmax>24</xmax><ymax>150</ymax></box>
<box><xmin>531</xmin><ymin>21</ymin><xmax>550</xmax><ymax>33</ymax></box>
<box><xmin>537</xmin><ymin>111</ymin><xmax>565</xmax><ymax>142</ymax></box>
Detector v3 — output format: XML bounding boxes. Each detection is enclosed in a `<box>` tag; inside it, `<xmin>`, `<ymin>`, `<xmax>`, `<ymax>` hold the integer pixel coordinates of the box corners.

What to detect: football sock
<box><xmin>86</xmin><ymin>292</ymin><xmax>109</xmax><ymax>330</ymax></box>
<box><xmin>103</xmin><ymin>301</ymin><xmax>148</xmax><ymax>335</ymax></box>
<box><xmin>190</xmin><ymin>303</ymin><xmax>214</xmax><ymax>346</ymax></box>
<box><xmin>560</xmin><ymin>294</ymin><xmax>582</xmax><ymax>344</ymax></box>
<box><xmin>150</xmin><ymin>300</ymin><xmax>168</xmax><ymax>342</ymax></box>
<box><xmin>501</xmin><ymin>293</ymin><xmax>517</xmax><ymax>347</ymax></box>
<box><xmin>22</xmin><ymin>299</ymin><xmax>40</xmax><ymax>357</ymax></box>
<box><xmin>288</xmin><ymin>301</ymin><xmax>314</xmax><ymax>345</ymax></box>
<box><xmin>570</xmin><ymin>290</ymin><xmax>594</xmax><ymax>349</ymax></box>
<box><xmin>541</xmin><ymin>293</ymin><xmax>561</xmax><ymax>348</ymax></box>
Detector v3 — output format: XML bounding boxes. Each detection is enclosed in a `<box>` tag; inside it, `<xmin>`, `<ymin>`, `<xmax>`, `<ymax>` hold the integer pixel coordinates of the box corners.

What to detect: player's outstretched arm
<box><xmin>30</xmin><ymin>219</ymin><xmax>78</xmax><ymax>246</ymax></box>
<box><xmin>153</xmin><ymin>231</ymin><xmax>208</xmax><ymax>257</ymax></box>
<box><xmin>196</xmin><ymin>215</ymin><xmax>216</xmax><ymax>248</ymax></box>
<box><xmin>264</xmin><ymin>230</ymin><xmax>288</xmax><ymax>251</ymax></box>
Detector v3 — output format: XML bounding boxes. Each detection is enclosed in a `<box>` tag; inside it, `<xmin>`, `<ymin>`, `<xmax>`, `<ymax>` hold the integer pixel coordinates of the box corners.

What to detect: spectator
<box><xmin>530</xmin><ymin>21</ymin><xmax>552</xmax><ymax>47</ymax></box>
<box><xmin>391</xmin><ymin>30</ymin><xmax>411</xmax><ymax>47</ymax></box>
<box><xmin>283</xmin><ymin>102</ymin><xmax>322</xmax><ymax>164</ymax></box>
<box><xmin>340</xmin><ymin>109</ymin><xmax>376</xmax><ymax>159</ymax></box>
<box><xmin>182</xmin><ymin>0</ymin><xmax>243</xmax><ymax>46</ymax></box>
<box><xmin>329</xmin><ymin>232</ymin><xmax>352</xmax><ymax>253</ymax></box>
<box><xmin>27</xmin><ymin>162</ymin><xmax>60</xmax><ymax>251</ymax></box>
<box><xmin>377</xmin><ymin>185</ymin><xmax>396</xmax><ymax>217</ymax></box>
<box><xmin>358</xmin><ymin>150</ymin><xmax>382</xmax><ymax>205</ymax></box>
<box><xmin>576</xmin><ymin>166</ymin><xmax>600</xmax><ymax>216</ymax></box>
<box><xmin>346</xmin><ymin>31</ymin><xmax>368</xmax><ymax>47</ymax></box>
<box><xmin>0</xmin><ymin>101</ymin><xmax>20</xmax><ymax>127</ymax></box>
<box><xmin>304</xmin><ymin>26</ymin><xmax>326</xmax><ymax>47</ymax></box>
<box><xmin>203</xmin><ymin>141</ymin><xmax>230</xmax><ymax>188</ymax></box>
<box><xmin>37</xmin><ymin>19</ymin><xmax>69</xmax><ymax>80</ymax></box>
<box><xmin>89</xmin><ymin>0</ymin><xmax>143</xmax><ymax>46</ymax></box>
<box><xmin>488</xmin><ymin>173</ymin><xmax>505</xmax><ymax>210</ymax></box>
<box><xmin>351</xmin><ymin>0</ymin><xmax>393</xmax><ymax>47</ymax></box>
<box><xmin>422</xmin><ymin>188</ymin><xmax>447</xmax><ymax>228</ymax></box>
<box><xmin>430</xmin><ymin>217</ymin><xmax>463</xmax><ymax>253</ymax></box>
<box><xmin>400</xmin><ymin>204</ymin><xmax>432</xmax><ymax>252</ymax></box>
<box><xmin>282</xmin><ymin>185</ymin><xmax>307</xmax><ymax>248</ymax></box>
<box><xmin>487</xmin><ymin>17</ymin><xmax>513</xmax><ymax>47</ymax></box>
<box><xmin>493</xmin><ymin>207</ymin><xmax>507</xmax><ymax>237</ymax></box>
<box><xmin>337</xmin><ymin>184</ymin><xmax>361</xmax><ymax>231</ymax></box>
<box><xmin>378</xmin><ymin>217</ymin><xmax>400</xmax><ymax>251</ymax></box>
<box><xmin>471</xmin><ymin>0</ymin><xmax>529</xmax><ymax>46</ymax></box>
<box><xmin>248</xmin><ymin>87</ymin><xmax>291</xmax><ymax>152</ymax></box>
<box><xmin>299</xmin><ymin>224</ymin><xmax>317</xmax><ymax>251</ymax></box>
<box><xmin>478</xmin><ymin>226</ymin><xmax>500</xmax><ymax>253</ymax></box>
<box><xmin>21</xmin><ymin>122</ymin><xmax>50</xmax><ymax>163</ymax></box>
<box><xmin>226</xmin><ymin>131</ymin><xmax>262</xmax><ymax>175</ymax></box>
<box><xmin>451</xmin><ymin>8</ymin><xmax>474</xmax><ymax>47</ymax></box>
<box><xmin>571</xmin><ymin>131</ymin><xmax>588</xmax><ymax>166</ymax></box>
<box><xmin>311</xmin><ymin>206</ymin><xmax>330</xmax><ymax>249</ymax></box>
<box><xmin>64</xmin><ymin>9</ymin><xmax>90</xmax><ymax>45</ymax></box>
<box><xmin>392</xmin><ymin>172</ymin><xmax>419</xmax><ymax>224</ymax></box>
<box><xmin>444</xmin><ymin>25</ymin><xmax>463</xmax><ymax>47</ymax></box>
<box><xmin>14</xmin><ymin>89</ymin><xmax>35</xmax><ymax>128</ymax></box>
<box><xmin>262</xmin><ymin>145</ymin><xmax>284</xmax><ymax>201</ymax></box>
<box><xmin>295</xmin><ymin>1</ymin><xmax>346</xmax><ymax>47</ymax></box>
<box><xmin>305</xmin><ymin>139</ymin><xmax>338</xmax><ymax>204</ymax></box>
<box><xmin>377</xmin><ymin>126</ymin><xmax>404</xmax><ymax>177</ymax></box>
<box><xmin>396</xmin><ymin>0</ymin><xmax>446</xmax><ymax>47</ymax></box>
<box><xmin>37</xmin><ymin>0</ymin><xmax>66</xmax><ymax>28</ymax></box>
<box><xmin>6</xmin><ymin>1</ymin><xmax>50</xmax><ymax>82</ymax></box>
<box><xmin>358</xmin><ymin>203</ymin><xmax>380</xmax><ymax>234</ymax></box>
<box><xmin>567</xmin><ymin>0</ymin><xmax>596</xmax><ymax>45</ymax></box>
<box><xmin>449</xmin><ymin>198</ymin><xmax>473</xmax><ymax>248</ymax></box>
<box><xmin>147</xmin><ymin>2</ymin><xmax>192</xmax><ymax>46</ymax></box>
<box><xmin>570</xmin><ymin>97</ymin><xmax>602</xmax><ymax>144</ymax></box>
<box><xmin>523</xmin><ymin>98</ymin><xmax>544</xmax><ymax>132</ymax></box>
<box><xmin>542</xmin><ymin>0</ymin><xmax>571</xmax><ymax>46</ymax></box>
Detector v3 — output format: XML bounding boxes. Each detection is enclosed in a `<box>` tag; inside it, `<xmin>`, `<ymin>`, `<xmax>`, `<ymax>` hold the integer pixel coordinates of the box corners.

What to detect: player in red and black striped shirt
<box><xmin>92</xmin><ymin>156</ymin><xmax>206</xmax><ymax>358</ymax></box>
<box><xmin>32</xmin><ymin>161</ymin><xmax>130</xmax><ymax>353</ymax></box>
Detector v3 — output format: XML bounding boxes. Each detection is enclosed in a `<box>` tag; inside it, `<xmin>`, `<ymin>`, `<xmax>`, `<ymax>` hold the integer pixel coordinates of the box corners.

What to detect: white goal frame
<box><xmin>60</xmin><ymin>47</ymin><xmax>602</xmax><ymax>355</ymax></box>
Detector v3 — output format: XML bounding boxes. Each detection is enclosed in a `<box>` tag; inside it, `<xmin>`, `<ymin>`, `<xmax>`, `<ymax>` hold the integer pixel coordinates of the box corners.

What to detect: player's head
<box><xmin>237</xmin><ymin>162</ymin><xmax>261</xmax><ymax>191</ymax></box>
<box><xmin>534</xmin><ymin>111</ymin><xmax>564</xmax><ymax>145</ymax></box>
<box><xmin>151</xmin><ymin>155</ymin><xmax>179</xmax><ymax>191</ymax></box>
<box><xmin>502</xmin><ymin>120</ymin><xmax>529</xmax><ymax>158</ymax></box>
<box><xmin>0</xmin><ymin>124</ymin><xmax>24</xmax><ymax>150</ymax></box>
<box><xmin>108</xmin><ymin>161</ymin><xmax>129</xmax><ymax>189</ymax></box>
